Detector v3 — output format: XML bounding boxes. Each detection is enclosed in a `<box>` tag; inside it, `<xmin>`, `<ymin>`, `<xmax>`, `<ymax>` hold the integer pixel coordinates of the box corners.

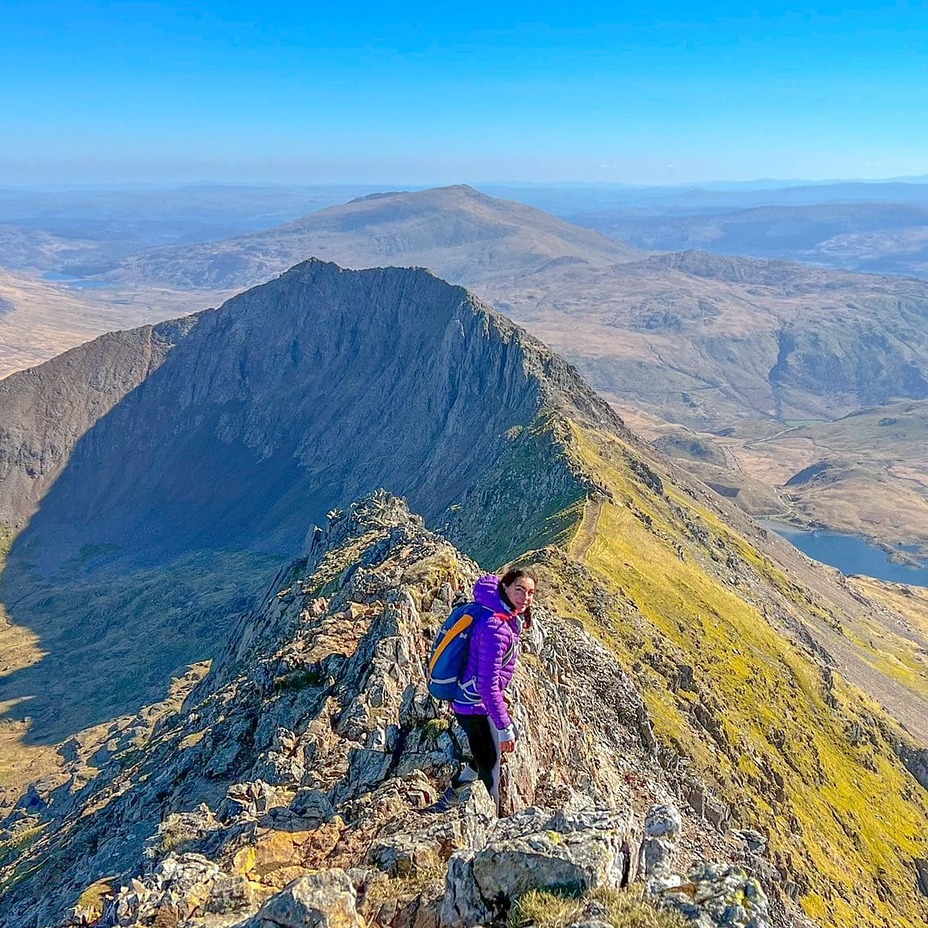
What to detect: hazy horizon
<box><xmin>4</xmin><ymin>1</ymin><xmax>927</xmax><ymax>187</ymax></box>
<box><xmin>3</xmin><ymin>175</ymin><xmax>928</xmax><ymax>193</ymax></box>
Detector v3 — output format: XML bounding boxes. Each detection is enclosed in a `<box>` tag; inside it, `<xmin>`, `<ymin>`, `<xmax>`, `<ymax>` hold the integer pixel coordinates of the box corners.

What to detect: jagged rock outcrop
<box><xmin>0</xmin><ymin>493</ymin><xmax>788</xmax><ymax>928</ymax></box>
<box><xmin>441</xmin><ymin>807</ymin><xmax>636</xmax><ymax>927</ymax></box>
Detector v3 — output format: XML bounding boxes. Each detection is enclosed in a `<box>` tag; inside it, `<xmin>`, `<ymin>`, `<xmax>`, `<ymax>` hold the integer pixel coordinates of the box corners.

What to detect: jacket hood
<box><xmin>473</xmin><ymin>574</ymin><xmax>510</xmax><ymax>615</ymax></box>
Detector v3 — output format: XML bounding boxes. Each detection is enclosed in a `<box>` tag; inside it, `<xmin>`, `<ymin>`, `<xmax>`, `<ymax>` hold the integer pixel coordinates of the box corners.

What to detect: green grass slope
<box><xmin>540</xmin><ymin>425</ymin><xmax>928</xmax><ymax>928</ymax></box>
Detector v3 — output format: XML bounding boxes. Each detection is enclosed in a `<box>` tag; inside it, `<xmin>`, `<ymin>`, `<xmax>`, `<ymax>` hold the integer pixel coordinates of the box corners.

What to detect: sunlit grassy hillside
<box><xmin>544</xmin><ymin>425</ymin><xmax>928</xmax><ymax>928</ymax></box>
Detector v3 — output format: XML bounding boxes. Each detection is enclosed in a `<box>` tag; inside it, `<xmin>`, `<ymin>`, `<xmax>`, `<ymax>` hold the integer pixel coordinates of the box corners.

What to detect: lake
<box><xmin>762</xmin><ymin>521</ymin><xmax>928</xmax><ymax>588</ymax></box>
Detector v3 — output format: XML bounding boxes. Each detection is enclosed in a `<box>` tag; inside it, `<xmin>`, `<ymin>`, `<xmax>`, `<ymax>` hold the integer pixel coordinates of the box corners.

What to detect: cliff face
<box><xmin>0</xmin><ymin>259</ymin><xmax>611</xmax><ymax>558</ymax></box>
<box><xmin>0</xmin><ymin>324</ymin><xmax>174</xmax><ymax>529</ymax></box>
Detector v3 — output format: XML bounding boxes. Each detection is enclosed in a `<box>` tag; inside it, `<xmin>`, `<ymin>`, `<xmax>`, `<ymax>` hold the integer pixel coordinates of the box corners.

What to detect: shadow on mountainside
<box><xmin>0</xmin><ymin>544</ymin><xmax>282</xmax><ymax>744</ymax></box>
<box><xmin>0</xmin><ymin>262</ymin><xmax>556</xmax><ymax>744</ymax></box>
<box><xmin>0</xmin><ymin>351</ymin><xmax>308</xmax><ymax>743</ymax></box>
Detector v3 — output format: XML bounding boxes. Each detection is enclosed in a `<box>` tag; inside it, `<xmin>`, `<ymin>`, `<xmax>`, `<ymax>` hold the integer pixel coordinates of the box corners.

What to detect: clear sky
<box><xmin>2</xmin><ymin>0</ymin><xmax>927</xmax><ymax>185</ymax></box>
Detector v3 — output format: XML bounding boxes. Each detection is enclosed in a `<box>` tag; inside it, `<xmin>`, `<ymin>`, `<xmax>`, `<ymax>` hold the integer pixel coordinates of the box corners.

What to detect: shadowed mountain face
<box><xmin>0</xmin><ymin>260</ymin><xmax>614</xmax><ymax>743</ymax></box>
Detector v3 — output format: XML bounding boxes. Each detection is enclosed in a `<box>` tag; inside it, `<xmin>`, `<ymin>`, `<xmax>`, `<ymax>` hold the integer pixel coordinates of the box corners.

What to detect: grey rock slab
<box><xmin>440</xmin><ymin>850</ymin><xmax>489</xmax><ymax>928</ymax></box>
<box><xmin>289</xmin><ymin>787</ymin><xmax>335</xmax><ymax>822</ymax></box>
<box><xmin>638</xmin><ymin>835</ymin><xmax>678</xmax><ymax>878</ymax></box>
<box><xmin>250</xmin><ymin>868</ymin><xmax>363</xmax><ymax>927</ymax></box>
<box><xmin>730</xmin><ymin>828</ymin><xmax>768</xmax><ymax>856</ymax></box>
<box><xmin>470</xmin><ymin>830</ymin><xmax>626</xmax><ymax>899</ymax></box>
<box><xmin>549</xmin><ymin>807</ymin><xmax>635</xmax><ymax>837</ymax></box>
<box><xmin>441</xmin><ymin>814</ymin><xmax>633</xmax><ymax>928</ymax></box>
<box><xmin>644</xmin><ymin>802</ymin><xmax>682</xmax><ymax>839</ymax></box>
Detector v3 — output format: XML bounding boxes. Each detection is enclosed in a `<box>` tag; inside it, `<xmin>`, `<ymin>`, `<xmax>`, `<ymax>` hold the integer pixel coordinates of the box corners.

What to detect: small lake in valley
<box><xmin>762</xmin><ymin>522</ymin><xmax>928</xmax><ymax>588</ymax></box>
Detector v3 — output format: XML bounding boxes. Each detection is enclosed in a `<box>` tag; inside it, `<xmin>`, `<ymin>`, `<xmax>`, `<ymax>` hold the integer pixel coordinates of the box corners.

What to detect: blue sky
<box><xmin>2</xmin><ymin>1</ymin><xmax>927</xmax><ymax>185</ymax></box>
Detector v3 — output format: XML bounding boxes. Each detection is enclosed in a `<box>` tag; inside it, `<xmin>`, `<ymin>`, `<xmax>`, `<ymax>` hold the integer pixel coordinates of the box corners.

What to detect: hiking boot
<box><xmin>425</xmin><ymin>785</ymin><xmax>469</xmax><ymax>813</ymax></box>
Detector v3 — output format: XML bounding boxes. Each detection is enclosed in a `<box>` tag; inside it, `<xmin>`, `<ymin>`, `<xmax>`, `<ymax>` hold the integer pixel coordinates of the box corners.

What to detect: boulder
<box><xmin>648</xmin><ymin>862</ymin><xmax>771</xmax><ymax>928</ymax></box>
<box><xmin>440</xmin><ymin>807</ymin><xmax>635</xmax><ymax>927</ymax></box>
<box><xmin>290</xmin><ymin>787</ymin><xmax>336</xmax><ymax>822</ymax></box>
<box><xmin>250</xmin><ymin>868</ymin><xmax>363</xmax><ymax>927</ymax></box>
<box><xmin>638</xmin><ymin>802</ymin><xmax>683</xmax><ymax>877</ymax></box>
<box><xmin>644</xmin><ymin>802</ymin><xmax>682</xmax><ymax>839</ymax></box>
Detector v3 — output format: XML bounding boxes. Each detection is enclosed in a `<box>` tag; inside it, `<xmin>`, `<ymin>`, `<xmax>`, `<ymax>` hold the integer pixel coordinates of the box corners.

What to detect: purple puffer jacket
<box><xmin>451</xmin><ymin>575</ymin><xmax>521</xmax><ymax>742</ymax></box>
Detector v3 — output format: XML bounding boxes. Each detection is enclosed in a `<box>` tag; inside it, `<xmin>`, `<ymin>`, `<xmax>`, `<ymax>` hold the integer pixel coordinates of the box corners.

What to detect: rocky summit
<box><xmin>0</xmin><ymin>262</ymin><xmax>926</xmax><ymax>928</ymax></box>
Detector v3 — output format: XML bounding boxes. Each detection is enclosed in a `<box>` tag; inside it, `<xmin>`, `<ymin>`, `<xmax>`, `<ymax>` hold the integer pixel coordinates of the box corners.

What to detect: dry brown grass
<box><xmin>507</xmin><ymin>886</ymin><xmax>688</xmax><ymax>928</ymax></box>
<box><xmin>0</xmin><ymin>267</ymin><xmax>232</xmax><ymax>379</ymax></box>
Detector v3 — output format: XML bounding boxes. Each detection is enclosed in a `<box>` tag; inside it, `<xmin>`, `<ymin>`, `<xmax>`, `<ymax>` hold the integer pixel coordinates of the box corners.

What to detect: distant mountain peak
<box><xmin>106</xmin><ymin>185</ymin><xmax>641</xmax><ymax>292</ymax></box>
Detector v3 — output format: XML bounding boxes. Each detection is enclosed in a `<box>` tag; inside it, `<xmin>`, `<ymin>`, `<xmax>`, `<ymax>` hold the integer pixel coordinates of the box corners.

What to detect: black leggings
<box><xmin>453</xmin><ymin>713</ymin><xmax>501</xmax><ymax>809</ymax></box>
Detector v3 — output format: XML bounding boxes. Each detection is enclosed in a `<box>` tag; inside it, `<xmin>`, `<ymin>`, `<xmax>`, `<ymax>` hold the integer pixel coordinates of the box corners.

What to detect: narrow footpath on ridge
<box><xmin>571</xmin><ymin>495</ymin><xmax>604</xmax><ymax>561</ymax></box>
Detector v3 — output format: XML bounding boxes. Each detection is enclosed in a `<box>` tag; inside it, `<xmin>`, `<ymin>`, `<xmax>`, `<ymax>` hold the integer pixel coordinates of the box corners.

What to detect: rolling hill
<box><xmin>102</xmin><ymin>184</ymin><xmax>643</xmax><ymax>290</ymax></box>
<box><xmin>562</xmin><ymin>201</ymin><xmax>928</xmax><ymax>279</ymax></box>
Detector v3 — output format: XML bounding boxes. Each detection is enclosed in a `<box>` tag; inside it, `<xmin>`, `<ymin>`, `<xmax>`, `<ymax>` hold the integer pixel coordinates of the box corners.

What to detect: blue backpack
<box><xmin>427</xmin><ymin>602</ymin><xmax>486</xmax><ymax>700</ymax></box>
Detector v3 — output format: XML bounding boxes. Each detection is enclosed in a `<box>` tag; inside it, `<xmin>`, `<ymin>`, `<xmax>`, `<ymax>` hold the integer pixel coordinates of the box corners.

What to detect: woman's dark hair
<box><xmin>500</xmin><ymin>567</ymin><xmax>537</xmax><ymax>587</ymax></box>
<box><xmin>499</xmin><ymin>567</ymin><xmax>537</xmax><ymax>627</ymax></box>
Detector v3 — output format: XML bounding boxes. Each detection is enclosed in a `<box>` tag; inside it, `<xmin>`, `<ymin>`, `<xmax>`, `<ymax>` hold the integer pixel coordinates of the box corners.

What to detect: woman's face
<box><xmin>503</xmin><ymin>576</ymin><xmax>536</xmax><ymax>613</ymax></box>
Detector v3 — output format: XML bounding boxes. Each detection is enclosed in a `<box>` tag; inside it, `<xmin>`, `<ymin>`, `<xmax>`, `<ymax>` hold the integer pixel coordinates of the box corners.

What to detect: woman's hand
<box><xmin>500</xmin><ymin>739</ymin><xmax>515</xmax><ymax>753</ymax></box>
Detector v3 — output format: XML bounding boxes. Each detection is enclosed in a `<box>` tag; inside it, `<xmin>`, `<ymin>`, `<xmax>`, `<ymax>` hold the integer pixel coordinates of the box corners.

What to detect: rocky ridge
<box><xmin>0</xmin><ymin>492</ymin><xmax>801</xmax><ymax>928</ymax></box>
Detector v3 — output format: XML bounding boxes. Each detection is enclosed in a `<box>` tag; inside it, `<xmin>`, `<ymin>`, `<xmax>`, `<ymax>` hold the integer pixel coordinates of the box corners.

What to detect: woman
<box><xmin>434</xmin><ymin>567</ymin><xmax>536</xmax><ymax>813</ymax></box>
